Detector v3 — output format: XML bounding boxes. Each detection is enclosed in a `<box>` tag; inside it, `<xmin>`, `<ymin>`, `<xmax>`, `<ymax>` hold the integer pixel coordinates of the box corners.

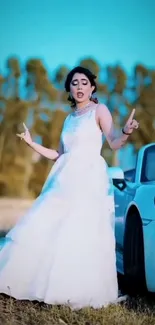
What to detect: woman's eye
<box><xmin>82</xmin><ymin>81</ymin><xmax>88</xmax><ymax>85</ymax></box>
<box><xmin>71</xmin><ymin>80</ymin><xmax>88</xmax><ymax>86</ymax></box>
<box><xmin>71</xmin><ymin>81</ymin><xmax>78</xmax><ymax>86</ymax></box>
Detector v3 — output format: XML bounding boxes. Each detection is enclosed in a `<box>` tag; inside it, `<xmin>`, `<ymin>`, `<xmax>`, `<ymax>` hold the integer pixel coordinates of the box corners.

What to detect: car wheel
<box><xmin>123</xmin><ymin>211</ymin><xmax>147</xmax><ymax>294</ymax></box>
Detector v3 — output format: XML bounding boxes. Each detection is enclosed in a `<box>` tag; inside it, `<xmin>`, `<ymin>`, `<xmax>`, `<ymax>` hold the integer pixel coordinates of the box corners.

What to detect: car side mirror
<box><xmin>108</xmin><ymin>167</ymin><xmax>126</xmax><ymax>191</ymax></box>
<box><xmin>108</xmin><ymin>167</ymin><xmax>124</xmax><ymax>180</ymax></box>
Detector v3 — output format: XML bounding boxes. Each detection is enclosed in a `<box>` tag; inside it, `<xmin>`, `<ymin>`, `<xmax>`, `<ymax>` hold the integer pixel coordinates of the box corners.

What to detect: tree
<box><xmin>53</xmin><ymin>65</ymin><xmax>69</xmax><ymax>104</ymax></box>
<box><xmin>78</xmin><ymin>58</ymin><xmax>100</xmax><ymax>76</ymax></box>
<box><xmin>25</xmin><ymin>58</ymin><xmax>58</xmax><ymax>103</ymax></box>
<box><xmin>0</xmin><ymin>57</ymin><xmax>33</xmax><ymax>197</ymax></box>
<box><xmin>0</xmin><ymin>57</ymin><xmax>61</xmax><ymax>197</ymax></box>
<box><xmin>29</xmin><ymin>109</ymin><xmax>67</xmax><ymax>197</ymax></box>
<box><xmin>54</xmin><ymin>65</ymin><xmax>69</xmax><ymax>86</ymax></box>
<box><xmin>103</xmin><ymin>65</ymin><xmax>128</xmax><ymax>166</ymax></box>
<box><xmin>130</xmin><ymin>66</ymin><xmax>155</xmax><ymax>150</ymax></box>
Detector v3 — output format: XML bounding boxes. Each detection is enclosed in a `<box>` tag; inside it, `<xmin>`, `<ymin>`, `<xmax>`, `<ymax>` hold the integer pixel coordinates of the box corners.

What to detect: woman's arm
<box><xmin>54</xmin><ymin>139</ymin><xmax>64</xmax><ymax>161</ymax></box>
<box><xmin>17</xmin><ymin>123</ymin><xmax>64</xmax><ymax>161</ymax></box>
<box><xmin>28</xmin><ymin>142</ymin><xmax>60</xmax><ymax>160</ymax></box>
<box><xmin>96</xmin><ymin>104</ymin><xmax>138</xmax><ymax>150</ymax></box>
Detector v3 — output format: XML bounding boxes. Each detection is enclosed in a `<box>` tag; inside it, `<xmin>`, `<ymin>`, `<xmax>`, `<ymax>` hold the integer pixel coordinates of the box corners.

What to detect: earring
<box><xmin>70</xmin><ymin>93</ymin><xmax>73</xmax><ymax>99</ymax></box>
<box><xmin>89</xmin><ymin>93</ymin><xmax>92</xmax><ymax>99</ymax></box>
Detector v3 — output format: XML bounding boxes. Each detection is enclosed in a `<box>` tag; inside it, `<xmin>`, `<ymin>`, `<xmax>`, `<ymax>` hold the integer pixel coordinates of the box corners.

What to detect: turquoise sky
<box><xmin>0</xmin><ymin>0</ymin><xmax>154</xmax><ymax>169</ymax></box>
<box><xmin>0</xmin><ymin>0</ymin><xmax>155</xmax><ymax>73</ymax></box>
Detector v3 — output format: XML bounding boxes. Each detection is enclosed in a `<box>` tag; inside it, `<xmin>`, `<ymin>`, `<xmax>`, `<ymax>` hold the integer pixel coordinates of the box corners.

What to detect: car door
<box><xmin>114</xmin><ymin>169</ymin><xmax>136</xmax><ymax>252</ymax></box>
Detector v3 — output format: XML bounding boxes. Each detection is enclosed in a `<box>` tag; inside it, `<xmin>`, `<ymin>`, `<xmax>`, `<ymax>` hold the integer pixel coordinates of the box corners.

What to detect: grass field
<box><xmin>0</xmin><ymin>294</ymin><xmax>155</xmax><ymax>325</ymax></box>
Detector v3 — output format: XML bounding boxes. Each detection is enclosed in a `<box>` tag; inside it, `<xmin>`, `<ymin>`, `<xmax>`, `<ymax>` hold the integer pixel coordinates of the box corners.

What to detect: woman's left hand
<box><xmin>123</xmin><ymin>108</ymin><xmax>139</xmax><ymax>135</ymax></box>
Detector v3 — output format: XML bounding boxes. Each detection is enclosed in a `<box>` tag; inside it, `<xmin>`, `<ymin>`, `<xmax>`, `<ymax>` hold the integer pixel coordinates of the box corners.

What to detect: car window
<box><xmin>141</xmin><ymin>145</ymin><xmax>155</xmax><ymax>182</ymax></box>
<box><xmin>124</xmin><ymin>169</ymin><xmax>136</xmax><ymax>182</ymax></box>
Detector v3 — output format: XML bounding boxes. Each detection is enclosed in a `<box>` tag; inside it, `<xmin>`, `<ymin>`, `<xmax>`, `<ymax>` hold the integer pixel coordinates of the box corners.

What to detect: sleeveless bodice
<box><xmin>61</xmin><ymin>106</ymin><xmax>103</xmax><ymax>157</ymax></box>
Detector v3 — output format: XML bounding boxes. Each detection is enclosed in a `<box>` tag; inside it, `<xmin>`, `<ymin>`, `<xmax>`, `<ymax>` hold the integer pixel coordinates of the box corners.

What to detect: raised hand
<box><xmin>16</xmin><ymin>123</ymin><xmax>32</xmax><ymax>145</ymax></box>
<box><xmin>123</xmin><ymin>109</ymin><xmax>139</xmax><ymax>135</ymax></box>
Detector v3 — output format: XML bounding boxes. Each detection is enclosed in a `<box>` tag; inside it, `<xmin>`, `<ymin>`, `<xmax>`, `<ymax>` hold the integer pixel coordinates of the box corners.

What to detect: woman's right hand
<box><xmin>16</xmin><ymin>123</ymin><xmax>33</xmax><ymax>145</ymax></box>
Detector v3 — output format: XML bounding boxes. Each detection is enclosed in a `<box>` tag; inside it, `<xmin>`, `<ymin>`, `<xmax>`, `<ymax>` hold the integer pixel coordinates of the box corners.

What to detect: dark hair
<box><xmin>64</xmin><ymin>66</ymin><xmax>98</xmax><ymax>107</ymax></box>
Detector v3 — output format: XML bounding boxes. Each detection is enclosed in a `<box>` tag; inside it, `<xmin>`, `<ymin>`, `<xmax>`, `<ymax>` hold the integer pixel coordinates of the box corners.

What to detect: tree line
<box><xmin>0</xmin><ymin>57</ymin><xmax>154</xmax><ymax>198</ymax></box>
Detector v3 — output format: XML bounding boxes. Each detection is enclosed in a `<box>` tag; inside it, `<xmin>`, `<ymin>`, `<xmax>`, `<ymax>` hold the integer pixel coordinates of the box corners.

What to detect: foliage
<box><xmin>0</xmin><ymin>56</ymin><xmax>154</xmax><ymax>197</ymax></box>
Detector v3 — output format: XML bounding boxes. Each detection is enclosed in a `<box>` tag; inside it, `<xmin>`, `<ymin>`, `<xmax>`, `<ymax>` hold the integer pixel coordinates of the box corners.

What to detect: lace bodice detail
<box><xmin>61</xmin><ymin>105</ymin><xmax>104</xmax><ymax>157</ymax></box>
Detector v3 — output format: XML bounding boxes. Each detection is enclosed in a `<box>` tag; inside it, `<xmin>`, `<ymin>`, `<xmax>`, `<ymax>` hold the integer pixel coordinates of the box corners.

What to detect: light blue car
<box><xmin>110</xmin><ymin>143</ymin><xmax>155</xmax><ymax>293</ymax></box>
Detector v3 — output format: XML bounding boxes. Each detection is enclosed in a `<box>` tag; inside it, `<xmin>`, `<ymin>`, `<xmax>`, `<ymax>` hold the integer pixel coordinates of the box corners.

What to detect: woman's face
<box><xmin>70</xmin><ymin>73</ymin><xmax>95</xmax><ymax>103</ymax></box>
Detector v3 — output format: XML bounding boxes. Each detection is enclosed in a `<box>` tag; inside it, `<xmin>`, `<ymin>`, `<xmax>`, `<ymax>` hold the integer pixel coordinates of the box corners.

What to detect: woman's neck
<box><xmin>75</xmin><ymin>99</ymin><xmax>91</xmax><ymax>110</ymax></box>
<box><xmin>72</xmin><ymin>101</ymin><xmax>96</xmax><ymax>117</ymax></box>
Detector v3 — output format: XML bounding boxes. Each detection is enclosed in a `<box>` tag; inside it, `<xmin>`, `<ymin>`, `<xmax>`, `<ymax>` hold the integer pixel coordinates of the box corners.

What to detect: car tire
<box><xmin>123</xmin><ymin>211</ymin><xmax>147</xmax><ymax>294</ymax></box>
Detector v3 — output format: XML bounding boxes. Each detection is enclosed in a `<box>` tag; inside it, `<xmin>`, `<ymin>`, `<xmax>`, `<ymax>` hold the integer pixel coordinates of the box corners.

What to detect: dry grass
<box><xmin>0</xmin><ymin>294</ymin><xmax>155</xmax><ymax>325</ymax></box>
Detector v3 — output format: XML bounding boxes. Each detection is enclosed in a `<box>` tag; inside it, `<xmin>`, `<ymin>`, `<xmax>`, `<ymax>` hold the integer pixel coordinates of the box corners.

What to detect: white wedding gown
<box><xmin>0</xmin><ymin>105</ymin><xmax>118</xmax><ymax>309</ymax></box>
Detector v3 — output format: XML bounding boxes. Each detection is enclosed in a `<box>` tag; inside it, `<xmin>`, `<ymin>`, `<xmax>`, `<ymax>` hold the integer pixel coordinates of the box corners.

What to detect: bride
<box><xmin>0</xmin><ymin>66</ymin><xmax>139</xmax><ymax>309</ymax></box>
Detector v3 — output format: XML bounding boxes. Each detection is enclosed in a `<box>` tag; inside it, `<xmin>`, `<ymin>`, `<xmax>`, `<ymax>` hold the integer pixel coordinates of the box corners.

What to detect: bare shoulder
<box><xmin>95</xmin><ymin>103</ymin><xmax>110</xmax><ymax>120</ymax></box>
